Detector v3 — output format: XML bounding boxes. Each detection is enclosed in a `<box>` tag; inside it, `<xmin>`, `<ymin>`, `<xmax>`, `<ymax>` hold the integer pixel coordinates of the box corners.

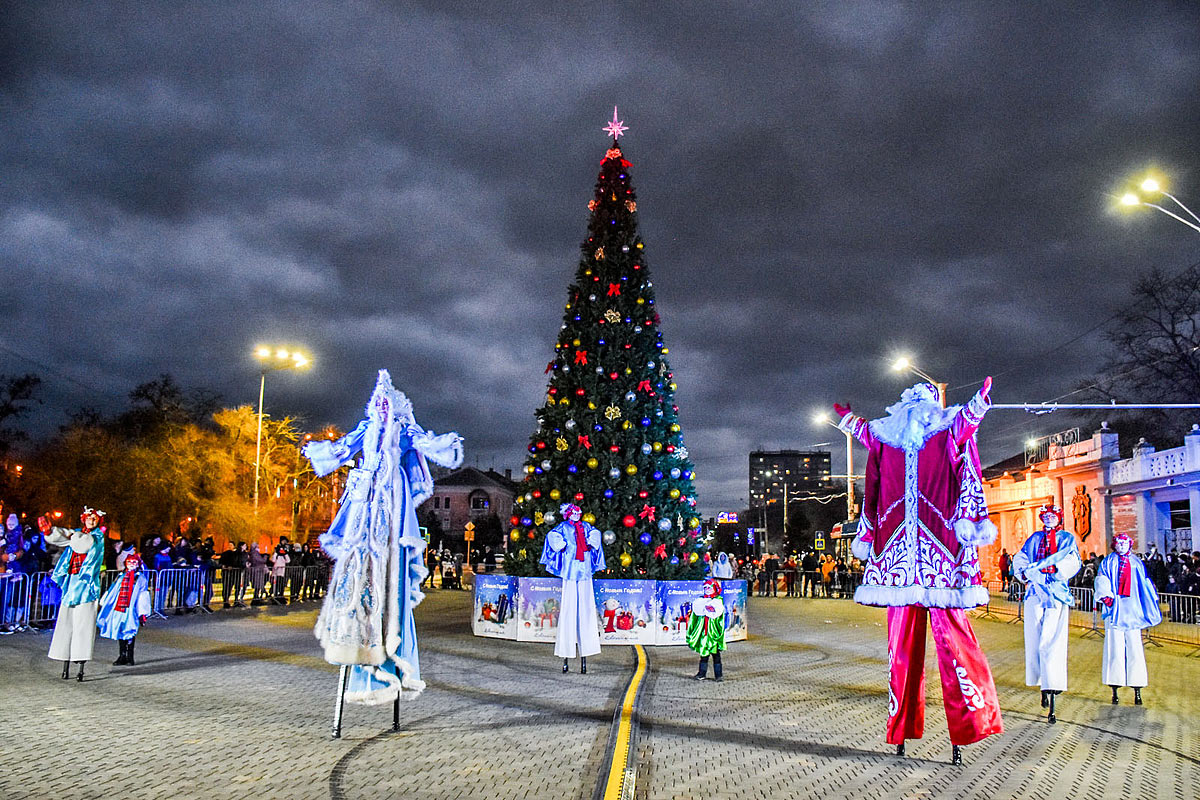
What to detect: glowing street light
<box><xmin>891</xmin><ymin>355</ymin><xmax>947</xmax><ymax>407</ymax></box>
<box><xmin>1116</xmin><ymin>172</ymin><xmax>1200</xmax><ymax>234</ymax></box>
<box><xmin>252</xmin><ymin>344</ymin><xmax>312</xmax><ymax>514</ymax></box>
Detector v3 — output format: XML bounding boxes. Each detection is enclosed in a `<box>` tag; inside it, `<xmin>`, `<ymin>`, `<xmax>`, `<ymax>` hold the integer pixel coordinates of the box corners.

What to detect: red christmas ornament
<box><xmin>609</xmin><ymin>444</ymin><xmax>620</xmax><ymax>453</ymax></box>
<box><xmin>622</xmin><ymin>515</ymin><xmax>636</xmax><ymax>528</ymax></box>
<box><xmin>535</xmin><ymin>441</ymin><xmax>546</xmax><ymax>450</ymax></box>
<box><xmin>575</xmin><ymin>387</ymin><xmax>586</xmax><ymax>396</ymax></box>
<box><xmin>574</xmin><ymin>492</ymin><xmax>585</xmax><ymax>502</ymax></box>
<box><xmin>532</xmin><ymin>490</ymin><xmax>542</xmax><ymax>498</ymax></box>
<box><xmin>510</xmin><ymin>516</ymin><xmax>520</xmax><ymax>526</ymax></box>
<box><xmin>665</xmin><ymin>445</ymin><xmax>675</xmax><ymax>453</ymax></box>
<box><xmin>609</xmin><ymin>372</ymin><xmax>618</xmax><ymax>379</ymax></box>
<box><xmin>548</xmin><ymin>387</ymin><xmax>557</xmax><ymax>395</ymax></box>
<box><xmin>638</xmin><ymin>490</ymin><xmax>648</xmax><ymax>499</ymax></box>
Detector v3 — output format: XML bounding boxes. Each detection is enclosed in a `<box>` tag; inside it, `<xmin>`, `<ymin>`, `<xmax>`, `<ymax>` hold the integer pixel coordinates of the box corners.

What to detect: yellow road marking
<box><xmin>602</xmin><ymin>644</ymin><xmax>647</xmax><ymax>800</ymax></box>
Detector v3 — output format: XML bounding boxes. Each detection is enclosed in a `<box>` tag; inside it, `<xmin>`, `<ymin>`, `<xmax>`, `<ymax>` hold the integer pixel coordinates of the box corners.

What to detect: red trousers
<box><xmin>886</xmin><ymin>606</ymin><xmax>1003</xmax><ymax>746</ymax></box>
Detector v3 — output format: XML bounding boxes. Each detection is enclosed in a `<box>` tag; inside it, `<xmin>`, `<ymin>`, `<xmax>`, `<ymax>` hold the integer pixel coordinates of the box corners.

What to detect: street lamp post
<box><xmin>1119</xmin><ymin>175</ymin><xmax>1200</xmax><ymax>234</ymax></box>
<box><xmin>892</xmin><ymin>356</ymin><xmax>947</xmax><ymax>408</ymax></box>
<box><xmin>814</xmin><ymin>413</ymin><xmax>858</xmax><ymax>521</ymax></box>
<box><xmin>253</xmin><ymin>345</ymin><xmax>311</xmax><ymax>515</ymax></box>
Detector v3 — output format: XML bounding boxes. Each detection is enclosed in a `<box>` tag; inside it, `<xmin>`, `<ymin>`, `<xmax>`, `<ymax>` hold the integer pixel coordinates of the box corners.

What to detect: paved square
<box><xmin>1</xmin><ymin>590</ymin><xmax>1196</xmax><ymax>799</ymax></box>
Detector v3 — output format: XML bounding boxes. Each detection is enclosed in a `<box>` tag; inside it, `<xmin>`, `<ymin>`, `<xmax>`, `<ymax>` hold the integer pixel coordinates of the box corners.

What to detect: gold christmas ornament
<box><xmin>555</xmin><ymin>437</ymin><xmax>569</xmax><ymax>451</ymax></box>
<box><xmin>604</xmin><ymin>309</ymin><xmax>621</xmax><ymax>324</ymax></box>
<box><xmin>604</xmin><ymin>405</ymin><xmax>622</xmax><ymax>420</ymax></box>
<box><xmin>619</xmin><ymin>552</ymin><xmax>633</xmax><ymax>567</ymax></box>
<box><xmin>549</xmin><ymin>489</ymin><xmax>561</xmax><ymax>500</ymax></box>
<box><xmin>583</xmin><ymin>513</ymin><xmax>596</xmax><ymax>524</ymax></box>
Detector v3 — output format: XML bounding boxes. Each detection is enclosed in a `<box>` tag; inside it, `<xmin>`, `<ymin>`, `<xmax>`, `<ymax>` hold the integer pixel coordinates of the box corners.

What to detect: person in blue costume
<box><xmin>1013</xmin><ymin>504</ymin><xmax>1080</xmax><ymax>723</ymax></box>
<box><xmin>540</xmin><ymin>503</ymin><xmax>605</xmax><ymax>674</ymax></box>
<box><xmin>1094</xmin><ymin>533</ymin><xmax>1161</xmax><ymax>706</ymax></box>
<box><xmin>39</xmin><ymin>507</ymin><xmax>106</xmax><ymax>681</ymax></box>
<box><xmin>97</xmin><ymin>550</ymin><xmax>152</xmax><ymax>666</ymax></box>
<box><xmin>303</xmin><ymin>370</ymin><xmax>463</xmax><ymax>706</ymax></box>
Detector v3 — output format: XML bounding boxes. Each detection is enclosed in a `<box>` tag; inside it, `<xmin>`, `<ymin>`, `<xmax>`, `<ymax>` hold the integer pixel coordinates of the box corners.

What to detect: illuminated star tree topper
<box><xmin>603</xmin><ymin>105</ymin><xmax>628</xmax><ymax>140</ymax></box>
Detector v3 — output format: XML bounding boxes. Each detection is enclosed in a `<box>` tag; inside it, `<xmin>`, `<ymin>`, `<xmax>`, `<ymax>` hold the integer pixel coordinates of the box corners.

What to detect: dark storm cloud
<box><xmin>2</xmin><ymin>1</ymin><xmax>1199</xmax><ymax>512</ymax></box>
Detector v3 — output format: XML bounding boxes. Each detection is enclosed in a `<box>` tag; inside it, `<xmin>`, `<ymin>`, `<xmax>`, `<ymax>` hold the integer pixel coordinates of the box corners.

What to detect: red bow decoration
<box><xmin>607</xmin><ymin>283</ymin><xmax>621</xmax><ymax>296</ymax></box>
<box><xmin>544</xmin><ymin>361</ymin><xmax>555</xmax><ymax>374</ymax></box>
<box><xmin>654</xmin><ymin>544</ymin><xmax>666</xmax><ymax>559</ymax></box>
<box><xmin>577</xmin><ymin>435</ymin><xmax>591</xmax><ymax>449</ymax></box>
<box><xmin>574</xmin><ymin>350</ymin><xmax>588</xmax><ymax>365</ymax></box>
<box><xmin>639</xmin><ymin>504</ymin><xmax>657</xmax><ymax>522</ymax></box>
<box><xmin>637</xmin><ymin>379</ymin><xmax>653</xmax><ymax>393</ymax></box>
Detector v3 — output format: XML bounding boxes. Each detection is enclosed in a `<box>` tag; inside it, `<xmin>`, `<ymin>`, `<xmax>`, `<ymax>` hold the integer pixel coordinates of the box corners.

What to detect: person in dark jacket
<box><xmin>219</xmin><ymin>542</ymin><xmax>247</xmax><ymax>608</ymax></box>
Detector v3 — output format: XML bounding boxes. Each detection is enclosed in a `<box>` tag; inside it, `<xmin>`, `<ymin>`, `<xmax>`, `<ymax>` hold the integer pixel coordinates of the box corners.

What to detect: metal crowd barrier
<box><xmin>0</xmin><ymin>565</ymin><xmax>331</xmax><ymax>632</ymax></box>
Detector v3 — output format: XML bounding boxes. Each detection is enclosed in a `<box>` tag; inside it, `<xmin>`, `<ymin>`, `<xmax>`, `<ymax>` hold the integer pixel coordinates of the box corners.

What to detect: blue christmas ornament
<box><xmin>640</xmin><ymin>417</ymin><xmax>651</xmax><ymax>427</ymax></box>
<box><xmin>638</xmin><ymin>532</ymin><xmax>652</xmax><ymax>545</ymax></box>
<box><xmin>567</xmin><ymin>464</ymin><xmax>578</xmax><ymax>473</ymax></box>
<box><xmin>669</xmin><ymin>555</ymin><xmax>679</xmax><ymax>564</ymax></box>
<box><xmin>521</xmin><ymin>517</ymin><xmax>532</xmax><ymax>526</ymax></box>
<box><xmin>658</xmin><ymin>518</ymin><xmax>672</xmax><ymax>531</ymax></box>
<box><xmin>653</xmin><ymin>471</ymin><xmax>663</xmax><ymax>481</ymax></box>
<box><xmin>594</xmin><ymin>424</ymin><xmax>603</xmax><ymax>431</ymax></box>
<box><xmin>604</xmin><ymin>489</ymin><xmax>614</xmax><ymax>498</ymax></box>
<box><xmin>669</xmin><ymin>468</ymin><xmax>681</xmax><ymax>479</ymax></box>
<box><xmin>624</xmin><ymin>391</ymin><xmax>636</xmax><ymax>402</ymax></box>
<box><xmin>534</xmin><ymin>467</ymin><xmax>543</xmax><ymax>474</ymax></box>
<box><xmin>641</xmin><ymin>443</ymin><xmax>652</xmax><ymax>454</ymax></box>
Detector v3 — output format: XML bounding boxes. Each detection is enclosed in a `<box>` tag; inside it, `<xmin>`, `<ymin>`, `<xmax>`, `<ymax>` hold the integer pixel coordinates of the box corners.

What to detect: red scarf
<box><xmin>115</xmin><ymin>569</ymin><xmax>138</xmax><ymax>612</ymax></box>
<box><xmin>1117</xmin><ymin>554</ymin><xmax>1131</xmax><ymax>597</ymax></box>
<box><xmin>1036</xmin><ymin>529</ymin><xmax>1059</xmax><ymax>561</ymax></box>
<box><xmin>573</xmin><ymin>521</ymin><xmax>588</xmax><ymax>561</ymax></box>
<box><xmin>68</xmin><ymin>551</ymin><xmax>87</xmax><ymax>574</ymax></box>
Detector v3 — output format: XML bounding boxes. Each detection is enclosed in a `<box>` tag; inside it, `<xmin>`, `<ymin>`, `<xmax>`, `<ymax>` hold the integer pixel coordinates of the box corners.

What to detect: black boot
<box><xmin>580</xmin><ymin>657</ymin><xmax>587</xmax><ymax>674</ymax></box>
<box><xmin>1134</xmin><ymin>687</ymin><xmax>1143</xmax><ymax>706</ymax></box>
<box><xmin>1040</xmin><ymin>689</ymin><xmax>1049</xmax><ymax>708</ymax></box>
<box><xmin>562</xmin><ymin>658</ymin><xmax>569</xmax><ymax>674</ymax></box>
<box><xmin>61</xmin><ymin>660</ymin><xmax>70</xmax><ymax>680</ymax></box>
<box><xmin>951</xmin><ymin>745</ymin><xmax>963</xmax><ymax>766</ymax></box>
<box><xmin>113</xmin><ymin>640</ymin><xmax>128</xmax><ymax>666</ymax></box>
<box><xmin>76</xmin><ymin>661</ymin><xmax>86</xmax><ymax>682</ymax></box>
<box><xmin>1047</xmin><ymin>691</ymin><xmax>1057</xmax><ymax>724</ymax></box>
<box><xmin>126</xmin><ymin>637</ymin><xmax>137</xmax><ymax>666</ymax></box>
<box><xmin>895</xmin><ymin>742</ymin><xmax>906</xmax><ymax>757</ymax></box>
<box><xmin>1111</xmin><ymin>685</ymin><xmax>1119</xmax><ymax>705</ymax></box>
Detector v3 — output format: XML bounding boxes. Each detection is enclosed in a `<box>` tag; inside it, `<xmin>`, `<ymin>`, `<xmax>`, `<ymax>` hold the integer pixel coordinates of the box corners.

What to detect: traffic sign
<box><xmin>464</xmin><ymin>521</ymin><xmax>475</xmax><ymax>542</ymax></box>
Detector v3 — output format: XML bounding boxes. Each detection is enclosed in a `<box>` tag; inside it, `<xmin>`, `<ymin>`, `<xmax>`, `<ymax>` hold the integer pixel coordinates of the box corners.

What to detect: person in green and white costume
<box><xmin>687</xmin><ymin>578</ymin><xmax>727</xmax><ymax>681</ymax></box>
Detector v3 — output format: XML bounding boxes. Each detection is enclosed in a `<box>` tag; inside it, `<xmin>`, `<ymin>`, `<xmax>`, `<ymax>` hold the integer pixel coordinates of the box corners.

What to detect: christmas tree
<box><xmin>506</xmin><ymin>109</ymin><xmax>703</xmax><ymax>579</ymax></box>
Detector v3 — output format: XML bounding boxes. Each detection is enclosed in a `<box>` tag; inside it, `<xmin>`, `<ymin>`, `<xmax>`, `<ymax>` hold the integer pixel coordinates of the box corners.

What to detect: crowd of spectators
<box><xmin>732</xmin><ymin>550</ymin><xmax>863</xmax><ymax>599</ymax></box>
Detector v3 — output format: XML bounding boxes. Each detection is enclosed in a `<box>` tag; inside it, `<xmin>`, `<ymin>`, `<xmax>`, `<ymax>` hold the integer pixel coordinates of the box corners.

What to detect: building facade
<box><xmin>748</xmin><ymin>450</ymin><xmax>832</xmax><ymax>508</ymax></box>
<box><xmin>420</xmin><ymin>467</ymin><xmax>518</xmax><ymax>549</ymax></box>
<box><xmin>979</xmin><ymin>423</ymin><xmax>1200</xmax><ymax>581</ymax></box>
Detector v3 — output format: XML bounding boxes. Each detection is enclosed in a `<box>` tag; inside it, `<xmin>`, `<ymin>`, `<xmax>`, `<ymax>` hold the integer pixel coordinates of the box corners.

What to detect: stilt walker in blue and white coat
<box><xmin>1013</xmin><ymin>504</ymin><xmax>1080</xmax><ymax>723</ymax></box>
<box><xmin>39</xmin><ymin>507</ymin><xmax>106</xmax><ymax>682</ymax></box>
<box><xmin>303</xmin><ymin>370</ymin><xmax>463</xmax><ymax>707</ymax></box>
<box><xmin>540</xmin><ymin>503</ymin><xmax>605</xmax><ymax>674</ymax></box>
<box><xmin>1094</xmin><ymin>533</ymin><xmax>1161</xmax><ymax>706</ymax></box>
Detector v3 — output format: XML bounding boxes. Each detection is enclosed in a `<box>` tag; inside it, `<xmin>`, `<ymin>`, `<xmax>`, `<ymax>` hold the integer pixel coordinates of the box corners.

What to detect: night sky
<box><xmin>3</xmin><ymin>2</ymin><xmax>1200</xmax><ymax>514</ymax></box>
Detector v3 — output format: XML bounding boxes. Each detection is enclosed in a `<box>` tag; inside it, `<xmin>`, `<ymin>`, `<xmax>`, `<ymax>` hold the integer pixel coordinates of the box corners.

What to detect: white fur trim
<box><xmin>954</xmin><ymin>518</ymin><xmax>997</xmax><ymax>547</ymax></box>
<box><xmin>344</xmin><ymin>657</ymin><xmax>426</xmax><ymax>706</ymax></box>
<box><xmin>850</xmin><ymin>533</ymin><xmax>873</xmax><ymax>561</ymax></box>
<box><xmin>854</xmin><ymin>583</ymin><xmax>990</xmax><ymax>609</ymax></box>
<box><xmin>325</xmin><ymin>642</ymin><xmax>387</xmax><ymax>666</ymax></box>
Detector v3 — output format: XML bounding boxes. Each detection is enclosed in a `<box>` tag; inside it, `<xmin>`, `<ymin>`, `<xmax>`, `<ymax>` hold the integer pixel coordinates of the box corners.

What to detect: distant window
<box><xmin>471</xmin><ymin>496</ymin><xmax>489</xmax><ymax>510</ymax></box>
<box><xmin>433</xmin><ymin>497</ymin><xmax>440</xmax><ymax>509</ymax></box>
<box><xmin>444</xmin><ymin>497</ymin><xmax>451</xmax><ymax>510</ymax></box>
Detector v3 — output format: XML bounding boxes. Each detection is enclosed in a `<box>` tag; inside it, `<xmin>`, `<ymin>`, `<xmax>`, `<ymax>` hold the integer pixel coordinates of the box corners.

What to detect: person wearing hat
<box><xmin>540</xmin><ymin>503</ymin><xmax>605</xmax><ymax>674</ymax></box>
<box><xmin>39</xmin><ymin>507</ymin><xmax>107</xmax><ymax>681</ymax></box>
<box><xmin>97</xmin><ymin>551</ymin><xmax>151</xmax><ymax>665</ymax></box>
<box><xmin>1013</xmin><ymin>504</ymin><xmax>1080</xmax><ymax>723</ymax></box>
<box><xmin>833</xmin><ymin>379</ymin><xmax>1003</xmax><ymax>766</ymax></box>
<box><xmin>687</xmin><ymin>578</ymin><xmax>727</xmax><ymax>681</ymax></box>
<box><xmin>1095</xmin><ymin>533</ymin><xmax>1161</xmax><ymax>705</ymax></box>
